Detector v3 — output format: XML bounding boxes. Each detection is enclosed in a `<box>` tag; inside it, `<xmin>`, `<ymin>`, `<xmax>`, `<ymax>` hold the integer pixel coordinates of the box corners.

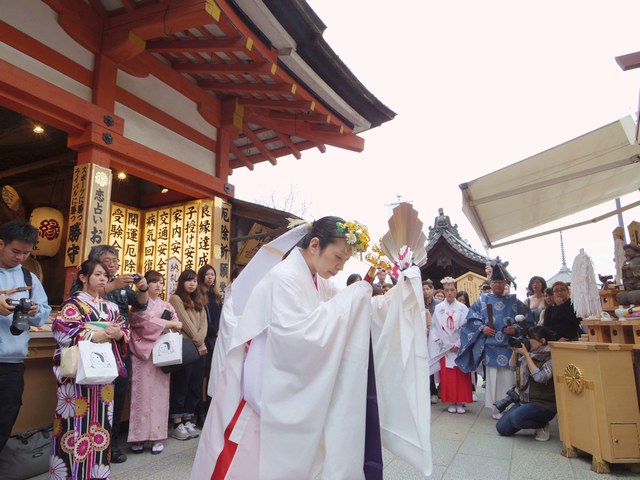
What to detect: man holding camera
<box><xmin>495</xmin><ymin>325</ymin><xmax>556</xmax><ymax>441</ymax></box>
<box><xmin>456</xmin><ymin>264</ymin><xmax>533</xmax><ymax>420</ymax></box>
<box><xmin>0</xmin><ymin>220</ymin><xmax>51</xmax><ymax>453</ymax></box>
<box><xmin>85</xmin><ymin>245</ymin><xmax>148</xmax><ymax>463</ymax></box>
<box><xmin>372</xmin><ymin>266</ymin><xmax>396</xmax><ymax>296</ymax></box>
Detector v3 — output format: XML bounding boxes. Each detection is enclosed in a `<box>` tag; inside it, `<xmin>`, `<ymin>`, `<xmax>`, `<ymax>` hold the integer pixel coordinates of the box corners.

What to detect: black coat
<box><xmin>543</xmin><ymin>301</ymin><xmax>582</xmax><ymax>341</ymax></box>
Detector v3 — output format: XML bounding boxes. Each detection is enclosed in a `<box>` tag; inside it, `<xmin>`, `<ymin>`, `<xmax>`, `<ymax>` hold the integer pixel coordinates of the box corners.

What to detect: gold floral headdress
<box><xmin>336</xmin><ymin>220</ymin><xmax>370</xmax><ymax>254</ymax></box>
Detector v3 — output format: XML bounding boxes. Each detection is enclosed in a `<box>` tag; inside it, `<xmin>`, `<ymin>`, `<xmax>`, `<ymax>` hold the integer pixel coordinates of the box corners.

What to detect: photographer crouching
<box><xmin>0</xmin><ymin>220</ymin><xmax>51</xmax><ymax>453</ymax></box>
<box><xmin>495</xmin><ymin>325</ymin><xmax>556</xmax><ymax>441</ymax></box>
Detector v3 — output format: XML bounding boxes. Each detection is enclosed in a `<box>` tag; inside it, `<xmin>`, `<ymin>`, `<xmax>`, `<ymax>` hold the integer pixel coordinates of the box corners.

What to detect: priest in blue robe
<box><xmin>456</xmin><ymin>264</ymin><xmax>533</xmax><ymax>419</ymax></box>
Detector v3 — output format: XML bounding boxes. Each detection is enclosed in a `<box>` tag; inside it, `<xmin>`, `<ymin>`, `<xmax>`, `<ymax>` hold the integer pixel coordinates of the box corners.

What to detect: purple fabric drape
<box><xmin>364</xmin><ymin>336</ymin><xmax>383</xmax><ymax>479</ymax></box>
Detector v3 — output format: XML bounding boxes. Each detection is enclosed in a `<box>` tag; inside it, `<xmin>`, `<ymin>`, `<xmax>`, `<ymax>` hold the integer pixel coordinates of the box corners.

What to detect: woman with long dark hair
<box><xmin>456</xmin><ymin>290</ymin><xmax>470</xmax><ymax>307</ymax></box>
<box><xmin>168</xmin><ymin>269</ymin><xmax>207</xmax><ymax>440</ymax></box>
<box><xmin>197</xmin><ymin>264</ymin><xmax>223</xmax><ymax>420</ymax></box>
<box><xmin>50</xmin><ymin>260</ymin><xmax>128</xmax><ymax>480</ymax></box>
<box><xmin>525</xmin><ymin>276</ymin><xmax>547</xmax><ymax>323</ymax></box>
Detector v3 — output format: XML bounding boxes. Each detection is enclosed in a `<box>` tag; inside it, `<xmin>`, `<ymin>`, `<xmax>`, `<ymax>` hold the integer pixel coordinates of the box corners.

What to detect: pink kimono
<box><xmin>127</xmin><ymin>297</ymin><xmax>177</xmax><ymax>443</ymax></box>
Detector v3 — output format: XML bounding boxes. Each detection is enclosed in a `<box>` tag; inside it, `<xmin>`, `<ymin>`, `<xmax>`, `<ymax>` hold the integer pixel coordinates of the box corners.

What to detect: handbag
<box><xmin>152</xmin><ymin>331</ymin><xmax>183</xmax><ymax>367</ymax></box>
<box><xmin>161</xmin><ymin>337</ymin><xmax>200</xmax><ymax>374</ymax></box>
<box><xmin>0</xmin><ymin>425</ymin><xmax>52</xmax><ymax>480</ymax></box>
<box><xmin>76</xmin><ymin>340</ymin><xmax>119</xmax><ymax>385</ymax></box>
<box><xmin>59</xmin><ymin>344</ymin><xmax>78</xmax><ymax>378</ymax></box>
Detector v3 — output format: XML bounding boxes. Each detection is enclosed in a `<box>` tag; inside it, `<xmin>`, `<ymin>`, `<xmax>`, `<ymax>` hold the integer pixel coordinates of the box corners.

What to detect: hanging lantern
<box><xmin>29</xmin><ymin>206</ymin><xmax>64</xmax><ymax>257</ymax></box>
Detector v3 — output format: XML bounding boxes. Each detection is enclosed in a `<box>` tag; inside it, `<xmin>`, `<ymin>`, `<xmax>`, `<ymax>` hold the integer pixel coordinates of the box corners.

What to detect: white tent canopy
<box><xmin>460</xmin><ymin>116</ymin><xmax>640</xmax><ymax>248</ymax></box>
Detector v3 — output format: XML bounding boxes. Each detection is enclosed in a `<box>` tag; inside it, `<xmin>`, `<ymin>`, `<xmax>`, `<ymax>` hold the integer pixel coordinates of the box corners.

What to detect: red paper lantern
<box><xmin>30</xmin><ymin>206</ymin><xmax>64</xmax><ymax>257</ymax></box>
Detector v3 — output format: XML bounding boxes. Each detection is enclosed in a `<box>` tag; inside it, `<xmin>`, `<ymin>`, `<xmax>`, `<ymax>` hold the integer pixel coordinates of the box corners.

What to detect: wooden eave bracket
<box><xmin>229</xmin><ymin>143</ymin><xmax>254</xmax><ymax>170</ymax></box>
<box><xmin>172</xmin><ymin>61</ymin><xmax>276</xmax><ymax>76</ymax></box>
<box><xmin>198</xmin><ymin>81</ymin><xmax>296</xmax><ymax>96</ymax></box>
<box><xmin>241</xmin><ymin>122</ymin><xmax>277</xmax><ymax>166</ymax></box>
<box><xmin>147</xmin><ymin>37</ymin><xmax>247</xmax><ymax>53</ymax></box>
<box><xmin>238</xmin><ymin>98</ymin><xmax>315</xmax><ymax>112</ymax></box>
<box><xmin>245</xmin><ymin>111</ymin><xmax>364</xmax><ymax>152</ymax></box>
<box><xmin>101</xmin><ymin>0</ymin><xmax>224</xmax><ymax>63</ymax></box>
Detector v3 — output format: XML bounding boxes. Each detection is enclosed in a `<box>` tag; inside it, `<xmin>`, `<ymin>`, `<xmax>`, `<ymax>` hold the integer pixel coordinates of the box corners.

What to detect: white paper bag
<box><xmin>152</xmin><ymin>331</ymin><xmax>183</xmax><ymax>367</ymax></box>
<box><xmin>76</xmin><ymin>340</ymin><xmax>118</xmax><ymax>385</ymax></box>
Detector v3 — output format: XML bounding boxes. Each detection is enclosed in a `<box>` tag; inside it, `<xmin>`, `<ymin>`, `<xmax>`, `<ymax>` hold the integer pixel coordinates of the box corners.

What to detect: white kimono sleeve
<box><xmin>371</xmin><ymin>266</ymin><xmax>432</xmax><ymax>477</ymax></box>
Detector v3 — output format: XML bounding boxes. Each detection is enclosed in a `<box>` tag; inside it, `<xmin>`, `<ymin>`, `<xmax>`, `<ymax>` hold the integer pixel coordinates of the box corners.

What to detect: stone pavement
<box><xmin>30</xmin><ymin>386</ymin><xmax>638</xmax><ymax>479</ymax></box>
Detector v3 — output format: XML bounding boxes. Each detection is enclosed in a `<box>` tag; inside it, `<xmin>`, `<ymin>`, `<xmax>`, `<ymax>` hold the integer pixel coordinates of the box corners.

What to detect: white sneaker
<box><xmin>169</xmin><ymin>423</ymin><xmax>190</xmax><ymax>441</ymax></box>
<box><xmin>491</xmin><ymin>412</ymin><xmax>503</xmax><ymax>420</ymax></box>
<box><xmin>456</xmin><ymin>405</ymin><xmax>466</xmax><ymax>414</ymax></box>
<box><xmin>535</xmin><ymin>423</ymin><xmax>550</xmax><ymax>441</ymax></box>
<box><xmin>183</xmin><ymin>421</ymin><xmax>200</xmax><ymax>438</ymax></box>
<box><xmin>447</xmin><ymin>404</ymin><xmax>457</xmax><ymax>413</ymax></box>
<box><xmin>430</xmin><ymin>395</ymin><xmax>439</xmax><ymax>404</ymax></box>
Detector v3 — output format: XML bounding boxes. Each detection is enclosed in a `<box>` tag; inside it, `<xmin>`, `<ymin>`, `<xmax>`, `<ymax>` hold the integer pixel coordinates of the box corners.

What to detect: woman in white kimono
<box><xmin>190</xmin><ymin>217</ymin><xmax>375</xmax><ymax>480</ymax></box>
<box><xmin>428</xmin><ymin>277</ymin><xmax>471</xmax><ymax>414</ymax></box>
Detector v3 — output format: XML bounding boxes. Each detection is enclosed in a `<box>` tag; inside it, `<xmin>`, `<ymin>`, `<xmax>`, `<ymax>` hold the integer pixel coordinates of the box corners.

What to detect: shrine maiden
<box><xmin>191</xmin><ymin>217</ymin><xmax>376</xmax><ymax>479</ymax></box>
<box><xmin>428</xmin><ymin>277</ymin><xmax>471</xmax><ymax>414</ymax></box>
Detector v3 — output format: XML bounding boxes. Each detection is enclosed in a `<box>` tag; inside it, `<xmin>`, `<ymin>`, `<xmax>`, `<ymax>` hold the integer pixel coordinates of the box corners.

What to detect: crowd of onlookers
<box><xmin>352</xmin><ymin>264</ymin><xmax>581</xmax><ymax>445</ymax></box>
<box><xmin>417</xmin><ymin>264</ymin><xmax>582</xmax><ymax>443</ymax></box>
<box><xmin>0</xmin><ymin>218</ymin><xmax>587</xmax><ymax>478</ymax></box>
<box><xmin>0</xmin><ymin>219</ymin><xmax>223</xmax><ymax>480</ymax></box>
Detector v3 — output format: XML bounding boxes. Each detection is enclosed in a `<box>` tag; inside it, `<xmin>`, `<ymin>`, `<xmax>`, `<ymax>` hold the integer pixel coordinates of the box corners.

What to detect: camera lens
<box><xmin>10</xmin><ymin>299</ymin><xmax>31</xmax><ymax>336</ymax></box>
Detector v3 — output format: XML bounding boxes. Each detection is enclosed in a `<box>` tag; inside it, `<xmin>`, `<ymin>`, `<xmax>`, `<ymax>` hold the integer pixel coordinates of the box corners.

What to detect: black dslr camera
<box><xmin>494</xmin><ymin>386</ymin><xmax>521</xmax><ymax>413</ymax></box>
<box><xmin>508</xmin><ymin>335</ymin><xmax>531</xmax><ymax>351</ymax></box>
<box><xmin>506</xmin><ymin>314</ymin><xmax>530</xmax><ymax>350</ymax></box>
<box><xmin>132</xmin><ymin>273</ymin><xmax>142</xmax><ymax>283</ymax></box>
<box><xmin>6</xmin><ymin>298</ymin><xmax>34</xmax><ymax>335</ymax></box>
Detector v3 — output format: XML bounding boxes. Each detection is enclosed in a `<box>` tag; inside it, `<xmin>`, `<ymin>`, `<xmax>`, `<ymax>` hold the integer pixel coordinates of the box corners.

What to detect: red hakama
<box><xmin>439</xmin><ymin>357</ymin><xmax>472</xmax><ymax>403</ymax></box>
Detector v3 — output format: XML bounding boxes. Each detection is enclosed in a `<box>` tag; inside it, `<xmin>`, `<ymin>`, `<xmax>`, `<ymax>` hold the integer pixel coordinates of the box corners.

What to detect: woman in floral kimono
<box><xmin>127</xmin><ymin>270</ymin><xmax>181</xmax><ymax>454</ymax></box>
<box><xmin>50</xmin><ymin>259</ymin><xmax>129</xmax><ymax>480</ymax></box>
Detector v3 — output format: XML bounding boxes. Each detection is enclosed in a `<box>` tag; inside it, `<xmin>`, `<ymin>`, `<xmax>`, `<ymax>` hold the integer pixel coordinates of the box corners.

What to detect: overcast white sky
<box><xmin>231</xmin><ymin>0</ymin><xmax>640</xmax><ymax>296</ymax></box>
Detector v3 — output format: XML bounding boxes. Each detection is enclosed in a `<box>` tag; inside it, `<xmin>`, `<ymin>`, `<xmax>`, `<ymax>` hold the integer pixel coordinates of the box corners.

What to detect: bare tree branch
<box><xmin>254</xmin><ymin>184</ymin><xmax>312</xmax><ymax>217</ymax></box>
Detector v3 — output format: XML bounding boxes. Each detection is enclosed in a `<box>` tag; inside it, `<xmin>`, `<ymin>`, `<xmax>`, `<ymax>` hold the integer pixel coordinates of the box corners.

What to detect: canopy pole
<box><xmin>615</xmin><ymin>197</ymin><xmax>626</xmax><ymax>243</ymax></box>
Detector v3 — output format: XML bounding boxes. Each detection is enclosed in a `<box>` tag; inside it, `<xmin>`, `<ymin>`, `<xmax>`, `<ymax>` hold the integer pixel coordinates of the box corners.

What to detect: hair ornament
<box><xmin>441</xmin><ymin>276</ymin><xmax>456</xmax><ymax>285</ymax></box>
<box><xmin>336</xmin><ymin>220</ymin><xmax>370</xmax><ymax>254</ymax></box>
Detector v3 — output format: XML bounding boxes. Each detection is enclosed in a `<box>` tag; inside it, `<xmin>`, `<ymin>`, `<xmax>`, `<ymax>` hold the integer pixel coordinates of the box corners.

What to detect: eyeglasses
<box><xmin>101</xmin><ymin>258</ymin><xmax>119</xmax><ymax>265</ymax></box>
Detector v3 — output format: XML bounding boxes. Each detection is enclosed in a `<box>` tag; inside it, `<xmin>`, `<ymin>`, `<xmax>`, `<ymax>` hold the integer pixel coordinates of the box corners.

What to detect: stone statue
<box><xmin>428</xmin><ymin>208</ymin><xmax>460</xmax><ymax>238</ymax></box>
<box><xmin>616</xmin><ymin>243</ymin><xmax>640</xmax><ymax>304</ymax></box>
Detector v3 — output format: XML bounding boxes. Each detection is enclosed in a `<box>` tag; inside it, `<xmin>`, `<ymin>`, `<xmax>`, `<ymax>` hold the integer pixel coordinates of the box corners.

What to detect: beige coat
<box><xmin>169</xmin><ymin>295</ymin><xmax>207</xmax><ymax>347</ymax></box>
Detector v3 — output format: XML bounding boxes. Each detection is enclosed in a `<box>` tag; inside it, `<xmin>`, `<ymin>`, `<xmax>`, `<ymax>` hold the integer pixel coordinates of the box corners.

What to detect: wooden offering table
<box><xmin>551</xmin><ymin>340</ymin><xmax>640</xmax><ymax>473</ymax></box>
<box><xmin>13</xmin><ymin>332</ymin><xmax>57</xmax><ymax>433</ymax></box>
